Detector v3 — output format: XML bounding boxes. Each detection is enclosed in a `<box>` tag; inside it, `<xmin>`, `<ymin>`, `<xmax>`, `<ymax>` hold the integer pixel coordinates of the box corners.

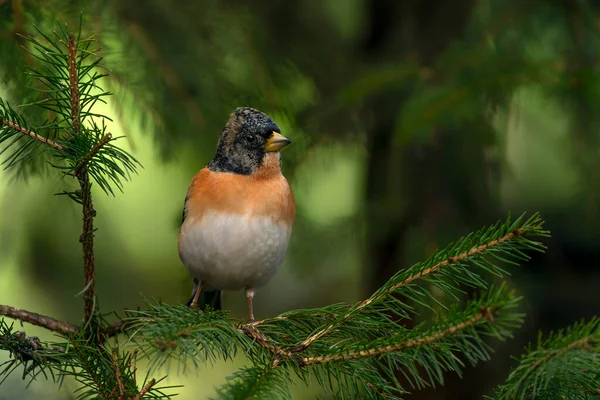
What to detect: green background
<box><xmin>1</xmin><ymin>0</ymin><xmax>600</xmax><ymax>398</ymax></box>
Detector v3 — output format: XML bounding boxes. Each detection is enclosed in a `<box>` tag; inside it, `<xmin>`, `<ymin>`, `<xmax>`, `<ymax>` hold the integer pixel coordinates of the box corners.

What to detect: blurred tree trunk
<box><xmin>361</xmin><ymin>1</ymin><xmax>499</xmax><ymax>398</ymax></box>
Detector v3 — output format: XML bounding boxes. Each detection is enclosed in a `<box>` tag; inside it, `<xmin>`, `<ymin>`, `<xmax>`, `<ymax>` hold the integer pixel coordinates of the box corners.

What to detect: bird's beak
<box><xmin>265</xmin><ymin>132</ymin><xmax>292</xmax><ymax>152</ymax></box>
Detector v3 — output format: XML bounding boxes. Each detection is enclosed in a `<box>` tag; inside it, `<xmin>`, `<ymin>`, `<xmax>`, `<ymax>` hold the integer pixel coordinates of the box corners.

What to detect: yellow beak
<box><xmin>265</xmin><ymin>132</ymin><xmax>292</xmax><ymax>152</ymax></box>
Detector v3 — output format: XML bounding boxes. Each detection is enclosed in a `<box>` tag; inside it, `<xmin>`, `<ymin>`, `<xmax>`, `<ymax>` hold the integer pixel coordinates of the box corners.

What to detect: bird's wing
<box><xmin>181</xmin><ymin>193</ymin><xmax>189</xmax><ymax>224</ymax></box>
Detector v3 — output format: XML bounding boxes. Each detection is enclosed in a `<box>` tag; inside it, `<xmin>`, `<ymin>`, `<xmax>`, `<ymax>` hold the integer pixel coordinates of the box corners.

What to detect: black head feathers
<box><xmin>208</xmin><ymin>108</ymin><xmax>291</xmax><ymax>175</ymax></box>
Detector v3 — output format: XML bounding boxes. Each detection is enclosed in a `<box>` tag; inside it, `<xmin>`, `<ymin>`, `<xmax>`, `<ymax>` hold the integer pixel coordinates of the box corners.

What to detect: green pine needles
<box><xmin>0</xmin><ymin>22</ymin><xmax>138</xmax><ymax>193</ymax></box>
<box><xmin>0</xmin><ymin>19</ymin><xmax>598</xmax><ymax>400</ymax></box>
<box><xmin>494</xmin><ymin>318</ymin><xmax>600</xmax><ymax>399</ymax></box>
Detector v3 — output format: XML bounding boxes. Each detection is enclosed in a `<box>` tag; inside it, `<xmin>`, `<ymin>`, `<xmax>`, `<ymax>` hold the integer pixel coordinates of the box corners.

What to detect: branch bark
<box><xmin>134</xmin><ymin>379</ymin><xmax>156</xmax><ymax>400</ymax></box>
<box><xmin>0</xmin><ymin>305</ymin><xmax>78</xmax><ymax>335</ymax></box>
<box><xmin>68</xmin><ymin>33</ymin><xmax>96</xmax><ymax>323</ymax></box>
<box><xmin>0</xmin><ymin>117</ymin><xmax>64</xmax><ymax>151</ymax></box>
<box><xmin>74</xmin><ymin>133</ymin><xmax>112</xmax><ymax>172</ymax></box>
<box><xmin>302</xmin><ymin>308</ymin><xmax>491</xmax><ymax>365</ymax></box>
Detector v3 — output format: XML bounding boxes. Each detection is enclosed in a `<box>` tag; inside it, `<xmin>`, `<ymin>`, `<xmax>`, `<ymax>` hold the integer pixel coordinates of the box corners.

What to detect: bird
<box><xmin>178</xmin><ymin>107</ymin><xmax>295</xmax><ymax>322</ymax></box>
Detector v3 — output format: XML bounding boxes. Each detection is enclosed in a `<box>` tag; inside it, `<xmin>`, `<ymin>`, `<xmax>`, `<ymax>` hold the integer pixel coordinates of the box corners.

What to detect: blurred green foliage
<box><xmin>1</xmin><ymin>0</ymin><xmax>600</xmax><ymax>398</ymax></box>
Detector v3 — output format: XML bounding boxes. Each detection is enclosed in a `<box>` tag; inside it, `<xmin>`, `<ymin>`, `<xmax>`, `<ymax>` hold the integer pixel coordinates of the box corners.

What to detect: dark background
<box><xmin>1</xmin><ymin>0</ymin><xmax>599</xmax><ymax>398</ymax></box>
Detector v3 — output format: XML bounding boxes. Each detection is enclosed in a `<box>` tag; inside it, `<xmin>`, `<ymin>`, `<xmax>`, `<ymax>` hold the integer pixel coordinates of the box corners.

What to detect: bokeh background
<box><xmin>1</xmin><ymin>0</ymin><xmax>600</xmax><ymax>399</ymax></box>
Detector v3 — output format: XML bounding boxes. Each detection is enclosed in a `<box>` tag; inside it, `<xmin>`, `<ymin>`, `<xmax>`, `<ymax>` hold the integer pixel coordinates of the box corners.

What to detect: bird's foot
<box><xmin>188</xmin><ymin>302</ymin><xmax>204</xmax><ymax>313</ymax></box>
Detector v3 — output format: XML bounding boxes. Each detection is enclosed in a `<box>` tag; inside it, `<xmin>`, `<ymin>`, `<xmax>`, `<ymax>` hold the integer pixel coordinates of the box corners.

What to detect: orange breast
<box><xmin>184</xmin><ymin>155</ymin><xmax>295</xmax><ymax>226</ymax></box>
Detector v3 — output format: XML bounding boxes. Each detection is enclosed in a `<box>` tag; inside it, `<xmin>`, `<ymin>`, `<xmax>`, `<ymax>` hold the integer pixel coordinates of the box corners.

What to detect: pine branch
<box><xmin>65</xmin><ymin>32</ymin><xmax>96</xmax><ymax>324</ymax></box>
<box><xmin>68</xmin><ymin>33</ymin><xmax>81</xmax><ymax>134</ymax></box>
<box><xmin>299</xmin><ymin>285</ymin><xmax>522</xmax><ymax>398</ymax></box>
<box><xmin>123</xmin><ymin>304</ymin><xmax>254</xmax><ymax>372</ymax></box>
<box><xmin>134</xmin><ymin>378</ymin><xmax>157</xmax><ymax>400</ymax></box>
<box><xmin>215</xmin><ymin>298</ymin><xmax>509</xmax><ymax>399</ymax></box>
<box><xmin>111</xmin><ymin>352</ymin><xmax>126</xmax><ymax>398</ymax></box>
<box><xmin>74</xmin><ymin>133</ymin><xmax>111</xmax><ymax>172</ymax></box>
<box><xmin>294</xmin><ymin>213</ymin><xmax>547</xmax><ymax>353</ymax></box>
<box><xmin>302</xmin><ymin>306</ymin><xmax>492</xmax><ymax>366</ymax></box>
<box><xmin>494</xmin><ymin>318</ymin><xmax>600</xmax><ymax>399</ymax></box>
<box><xmin>214</xmin><ymin>365</ymin><xmax>292</xmax><ymax>400</ymax></box>
<box><xmin>0</xmin><ymin>115</ymin><xmax>63</xmax><ymax>151</ymax></box>
<box><xmin>0</xmin><ymin>319</ymin><xmax>70</xmax><ymax>386</ymax></box>
<box><xmin>239</xmin><ymin>325</ymin><xmax>293</xmax><ymax>368</ymax></box>
<box><xmin>0</xmin><ymin>305</ymin><xmax>77</xmax><ymax>335</ymax></box>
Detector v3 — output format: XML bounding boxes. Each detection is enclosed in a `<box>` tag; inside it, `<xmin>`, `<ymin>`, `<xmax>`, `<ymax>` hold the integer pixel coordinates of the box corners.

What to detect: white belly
<box><xmin>179</xmin><ymin>211</ymin><xmax>292</xmax><ymax>290</ymax></box>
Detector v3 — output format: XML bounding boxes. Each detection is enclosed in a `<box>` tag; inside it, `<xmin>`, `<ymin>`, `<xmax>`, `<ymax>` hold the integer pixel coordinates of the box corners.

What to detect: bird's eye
<box><xmin>246</xmin><ymin>135</ymin><xmax>255</xmax><ymax>143</ymax></box>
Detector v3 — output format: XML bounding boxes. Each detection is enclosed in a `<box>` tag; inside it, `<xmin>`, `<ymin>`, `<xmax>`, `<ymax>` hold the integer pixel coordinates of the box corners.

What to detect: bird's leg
<box><xmin>245</xmin><ymin>287</ymin><xmax>255</xmax><ymax>323</ymax></box>
<box><xmin>189</xmin><ymin>280</ymin><xmax>204</xmax><ymax>309</ymax></box>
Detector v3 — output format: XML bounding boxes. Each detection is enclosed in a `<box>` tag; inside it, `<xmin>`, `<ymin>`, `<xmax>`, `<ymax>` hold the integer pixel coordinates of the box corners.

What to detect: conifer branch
<box><xmin>239</xmin><ymin>325</ymin><xmax>293</xmax><ymax>368</ymax></box>
<box><xmin>494</xmin><ymin>317</ymin><xmax>600</xmax><ymax>399</ymax></box>
<box><xmin>79</xmin><ymin>169</ymin><xmax>96</xmax><ymax>323</ymax></box>
<box><xmin>297</xmin><ymin>224</ymin><xmax>532</xmax><ymax>351</ymax></box>
<box><xmin>66</xmin><ymin>32</ymin><xmax>96</xmax><ymax>323</ymax></box>
<box><xmin>0</xmin><ymin>117</ymin><xmax>64</xmax><ymax>151</ymax></box>
<box><xmin>302</xmin><ymin>307</ymin><xmax>492</xmax><ymax>365</ymax></box>
<box><xmin>134</xmin><ymin>379</ymin><xmax>156</xmax><ymax>400</ymax></box>
<box><xmin>68</xmin><ymin>34</ymin><xmax>81</xmax><ymax>135</ymax></box>
<box><xmin>529</xmin><ymin>334</ymin><xmax>595</xmax><ymax>372</ymax></box>
<box><xmin>74</xmin><ymin>133</ymin><xmax>112</xmax><ymax>172</ymax></box>
<box><xmin>111</xmin><ymin>352</ymin><xmax>126</xmax><ymax>398</ymax></box>
<box><xmin>0</xmin><ymin>305</ymin><xmax>78</xmax><ymax>335</ymax></box>
<box><xmin>98</xmin><ymin>319</ymin><xmax>133</xmax><ymax>339</ymax></box>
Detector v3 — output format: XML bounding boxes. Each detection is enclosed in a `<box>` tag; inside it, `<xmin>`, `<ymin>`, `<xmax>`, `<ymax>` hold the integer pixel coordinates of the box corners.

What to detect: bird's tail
<box><xmin>186</xmin><ymin>279</ymin><xmax>222</xmax><ymax>310</ymax></box>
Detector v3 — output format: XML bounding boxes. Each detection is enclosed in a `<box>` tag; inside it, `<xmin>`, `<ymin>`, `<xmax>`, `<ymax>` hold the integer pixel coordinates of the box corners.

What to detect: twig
<box><xmin>68</xmin><ymin>34</ymin><xmax>80</xmax><ymax>134</ymax></box>
<box><xmin>68</xmin><ymin>33</ymin><xmax>96</xmax><ymax>323</ymax></box>
<box><xmin>79</xmin><ymin>170</ymin><xmax>96</xmax><ymax>324</ymax></box>
<box><xmin>245</xmin><ymin>311</ymin><xmax>337</xmax><ymax>327</ymax></box>
<box><xmin>239</xmin><ymin>325</ymin><xmax>293</xmax><ymax>368</ymax></box>
<box><xmin>296</xmin><ymin>228</ymin><xmax>525</xmax><ymax>351</ymax></box>
<box><xmin>0</xmin><ymin>117</ymin><xmax>64</xmax><ymax>151</ymax></box>
<box><xmin>70</xmin><ymin>338</ymin><xmax>109</xmax><ymax>398</ymax></box>
<box><xmin>302</xmin><ymin>308</ymin><xmax>491</xmax><ymax>365</ymax></box>
<box><xmin>0</xmin><ymin>305</ymin><xmax>78</xmax><ymax>335</ymax></box>
<box><xmin>134</xmin><ymin>379</ymin><xmax>156</xmax><ymax>400</ymax></box>
<box><xmin>1</xmin><ymin>330</ymin><xmax>67</xmax><ymax>354</ymax></box>
<box><xmin>74</xmin><ymin>133</ymin><xmax>112</xmax><ymax>173</ymax></box>
<box><xmin>524</xmin><ymin>334</ymin><xmax>598</xmax><ymax>382</ymax></box>
<box><xmin>98</xmin><ymin>319</ymin><xmax>132</xmax><ymax>339</ymax></box>
<box><xmin>111</xmin><ymin>352</ymin><xmax>126</xmax><ymax>398</ymax></box>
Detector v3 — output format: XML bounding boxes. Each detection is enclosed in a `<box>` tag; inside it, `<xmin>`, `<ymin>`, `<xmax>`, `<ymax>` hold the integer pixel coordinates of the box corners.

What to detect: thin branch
<box><xmin>68</xmin><ymin>33</ymin><xmax>80</xmax><ymax>134</ymax></box>
<box><xmin>239</xmin><ymin>325</ymin><xmax>293</xmax><ymax>368</ymax></box>
<box><xmin>68</xmin><ymin>33</ymin><xmax>96</xmax><ymax>324</ymax></box>
<box><xmin>98</xmin><ymin>319</ymin><xmax>133</xmax><ymax>339</ymax></box>
<box><xmin>245</xmin><ymin>312</ymin><xmax>337</xmax><ymax>327</ymax></box>
<box><xmin>523</xmin><ymin>334</ymin><xmax>598</xmax><ymax>382</ymax></box>
<box><xmin>74</xmin><ymin>133</ymin><xmax>111</xmax><ymax>172</ymax></box>
<box><xmin>0</xmin><ymin>117</ymin><xmax>64</xmax><ymax>151</ymax></box>
<box><xmin>296</xmin><ymin>228</ymin><xmax>525</xmax><ymax>351</ymax></box>
<box><xmin>302</xmin><ymin>308</ymin><xmax>491</xmax><ymax>366</ymax></box>
<box><xmin>111</xmin><ymin>352</ymin><xmax>126</xmax><ymax>399</ymax></box>
<box><xmin>71</xmin><ymin>339</ymin><xmax>109</xmax><ymax>398</ymax></box>
<box><xmin>1</xmin><ymin>329</ymin><xmax>67</xmax><ymax>354</ymax></box>
<box><xmin>0</xmin><ymin>305</ymin><xmax>78</xmax><ymax>335</ymax></box>
<box><xmin>79</xmin><ymin>170</ymin><xmax>96</xmax><ymax>324</ymax></box>
<box><xmin>134</xmin><ymin>378</ymin><xmax>156</xmax><ymax>400</ymax></box>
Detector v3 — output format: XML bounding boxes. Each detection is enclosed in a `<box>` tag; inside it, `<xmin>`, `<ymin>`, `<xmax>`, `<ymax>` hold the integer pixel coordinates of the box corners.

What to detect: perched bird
<box><xmin>178</xmin><ymin>107</ymin><xmax>295</xmax><ymax>321</ymax></box>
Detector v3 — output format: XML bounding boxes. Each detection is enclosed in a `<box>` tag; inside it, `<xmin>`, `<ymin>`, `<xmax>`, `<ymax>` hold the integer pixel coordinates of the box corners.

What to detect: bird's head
<box><xmin>208</xmin><ymin>107</ymin><xmax>292</xmax><ymax>175</ymax></box>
